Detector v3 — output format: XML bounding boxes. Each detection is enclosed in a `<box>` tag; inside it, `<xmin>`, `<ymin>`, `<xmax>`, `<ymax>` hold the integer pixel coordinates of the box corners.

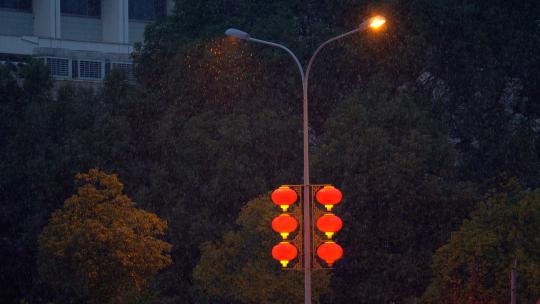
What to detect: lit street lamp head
<box><xmin>225</xmin><ymin>28</ymin><xmax>250</xmax><ymax>40</ymax></box>
<box><xmin>357</xmin><ymin>15</ymin><xmax>387</xmax><ymax>32</ymax></box>
<box><xmin>368</xmin><ymin>16</ymin><xmax>386</xmax><ymax>30</ymax></box>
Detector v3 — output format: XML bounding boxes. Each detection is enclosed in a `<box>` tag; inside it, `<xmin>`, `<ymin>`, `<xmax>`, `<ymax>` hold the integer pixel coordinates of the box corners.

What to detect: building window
<box><xmin>0</xmin><ymin>0</ymin><xmax>32</xmax><ymax>10</ymax></box>
<box><xmin>79</xmin><ymin>60</ymin><xmax>102</xmax><ymax>79</ymax></box>
<box><xmin>61</xmin><ymin>0</ymin><xmax>100</xmax><ymax>17</ymax></box>
<box><xmin>37</xmin><ymin>57</ymin><xmax>70</xmax><ymax>78</ymax></box>
<box><xmin>47</xmin><ymin>58</ymin><xmax>70</xmax><ymax>77</ymax></box>
<box><xmin>129</xmin><ymin>0</ymin><xmax>166</xmax><ymax>21</ymax></box>
<box><xmin>105</xmin><ymin>62</ymin><xmax>134</xmax><ymax>81</ymax></box>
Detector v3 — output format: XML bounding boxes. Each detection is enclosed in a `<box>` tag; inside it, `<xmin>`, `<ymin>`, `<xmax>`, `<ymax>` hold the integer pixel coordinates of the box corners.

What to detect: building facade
<box><xmin>0</xmin><ymin>0</ymin><xmax>173</xmax><ymax>82</ymax></box>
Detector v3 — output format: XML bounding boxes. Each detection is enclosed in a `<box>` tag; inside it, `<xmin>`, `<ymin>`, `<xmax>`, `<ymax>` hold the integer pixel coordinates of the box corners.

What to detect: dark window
<box><xmin>45</xmin><ymin>58</ymin><xmax>69</xmax><ymax>77</ymax></box>
<box><xmin>72</xmin><ymin>60</ymin><xmax>78</xmax><ymax>79</ymax></box>
<box><xmin>0</xmin><ymin>0</ymin><xmax>32</xmax><ymax>10</ymax></box>
<box><xmin>61</xmin><ymin>0</ymin><xmax>100</xmax><ymax>17</ymax></box>
<box><xmin>129</xmin><ymin>0</ymin><xmax>166</xmax><ymax>21</ymax></box>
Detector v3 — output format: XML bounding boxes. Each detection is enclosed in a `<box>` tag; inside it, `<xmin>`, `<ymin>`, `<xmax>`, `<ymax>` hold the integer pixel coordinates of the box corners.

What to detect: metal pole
<box><xmin>511</xmin><ymin>257</ymin><xmax>517</xmax><ymax>304</ymax></box>
<box><xmin>300</xmin><ymin>28</ymin><xmax>360</xmax><ymax>304</ymax></box>
<box><xmin>242</xmin><ymin>23</ymin><xmax>373</xmax><ymax>303</ymax></box>
<box><xmin>302</xmin><ymin>75</ymin><xmax>311</xmax><ymax>304</ymax></box>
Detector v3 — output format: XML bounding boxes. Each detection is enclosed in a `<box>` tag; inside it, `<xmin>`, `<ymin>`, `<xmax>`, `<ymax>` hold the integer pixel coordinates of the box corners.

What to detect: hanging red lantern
<box><xmin>316</xmin><ymin>185</ymin><xmax>342</xmax><ymax>211</ymax></box>
<box><xmin>272</xmin><ymin>242</ymin><xmax>298</xmax><ymax>268</ymax></box>
<box><xmin>317</xmin><ymin>241</ymin><xmax>343</xmax><ymax>267</ymax></box>
<box><xmin>272</xmin><ymin>214</ymin><xmax>299</xmax><ymax>239</ymax></box>
<box><xmin>316</xmin><ymin>213</ymin><xmax>343</xmax><ymax>239</ymax></box>
<box><xmin>271</xmin><ymin>186</ymin><xmax>298</xmax><ymax>212</ymax></box>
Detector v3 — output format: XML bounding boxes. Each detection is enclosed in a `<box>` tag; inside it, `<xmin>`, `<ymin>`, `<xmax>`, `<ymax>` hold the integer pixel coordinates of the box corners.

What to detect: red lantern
<box><xmin>316</xmin><ymin>185</ymin><xmax>342</xmax><ymax>211</ymax></box>
<box><xmin>272</xmin><ymin>214</ymin><xmax>298</xmax><ymax>239</ymax></box>
<box><xmin>316</xmin><ymin>213</ymin><xmax>343</xmax><ymax>239</ymax></box>
<box><xmin>317</xmin><ymin>241</ymin><xmax>343</xmax><ymax>267</ymax></box>
<box><xmin>272</xmin><ymin>242</ymin><xmax>298</xmax><ymax>268</ymax></box>
<box><xmin>271</xmin><ymin>186</ymin><xmax>298</xmax><ymax>212</ymax></box>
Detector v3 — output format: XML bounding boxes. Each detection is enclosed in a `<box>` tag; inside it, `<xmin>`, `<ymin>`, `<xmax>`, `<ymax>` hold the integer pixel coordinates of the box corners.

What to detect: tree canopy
<box><xmin>422</xmin><ymin>184</ymin><xmax>540</xmax><ymax>303</ymax></box>
<box><xmin>194</xmin><ymin>195</ymin><xmax>330</xmax><ymax>303</ymax></box>
<box><xmin>1</xmin><ymin>0</ymin><xmax>540</xmax><ymax>302</ymax></box>
<box><xmin>38</xmin><ymin>169</ymin><xmax>172</xmax><ymax>304</ymax></box>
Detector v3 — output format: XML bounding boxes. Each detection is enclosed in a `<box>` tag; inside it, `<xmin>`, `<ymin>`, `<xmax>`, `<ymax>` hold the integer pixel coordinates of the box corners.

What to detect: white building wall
<box><xmin>61</xmin><ymin>16</ymin><xmax>102</xmax><ymax>42</ymax></box>
<box><xmin>33</xmin><ymin>0</ymin><xmax>61</xmax><ymax>38</ymax></box>
<box><xmin>128</xmin><ymin>21</ymin><xmax>148</xmax><ymax>44</ymax></box>
<box><xmin>102</xmin><ymin>0</ymin><xmax>129</xmax><ymax>44</ymax></box>
<box><xmin>0</xmin><ymin>10</ymin><xmax>33</xmax><ymax>36</ymax></box>
<box><xmin>0</xmin><ymin>35</ymin><xmax>133</xmax><ymax>56</ymax></box>
<box><xmin>1</xmin><ymin>0</ymin><xmax>172</xmax><ymax>82</ymax></box>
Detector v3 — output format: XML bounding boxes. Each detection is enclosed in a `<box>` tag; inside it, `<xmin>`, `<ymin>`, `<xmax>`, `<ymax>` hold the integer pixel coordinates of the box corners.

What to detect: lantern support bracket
<box><xmin>272</xmin><ymin>184</ymin><xmax>341</xmax><ymax>271</ymax></box>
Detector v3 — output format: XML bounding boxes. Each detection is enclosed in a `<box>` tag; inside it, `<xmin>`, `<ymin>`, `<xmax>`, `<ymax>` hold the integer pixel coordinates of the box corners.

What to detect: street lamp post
<box><xmin>225</xmin><ymin>15</ymin><xmax>386</xmax><ymax>304</ymax></box>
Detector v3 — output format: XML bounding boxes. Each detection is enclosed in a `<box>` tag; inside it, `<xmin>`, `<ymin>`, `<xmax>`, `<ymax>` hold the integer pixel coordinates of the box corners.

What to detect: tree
<box><xmin>0</xmin><ymin>63</ymin><xmax>26</xmax><ymax>303</ymax></box>
<box><xmin>406</xmin><ymin>0</ymin><xmax>540</xmax><ymax>189</ymax></box>
<box><xmin>312</xmin><ymin>76</ymin><xmax>476</xmax><ymax>303</ymax></box>
<box><xmin>422</xmin><ymin>184</ymin><xmax>540</xmax><ymax>303</ymax></box>
<box><xmin>193</xmin><ymin>195</ymin><xmax>330</xmax><ymax>303</ymax></box>
<box><xmin>0</xmin><ymin>60</ymin><xmax>63</xmax><ymax>303</ymax></box>
<box><xmin>38</xmin><ymin>169</ymin><xmax>172</xmax><ymax>304</ymax></box>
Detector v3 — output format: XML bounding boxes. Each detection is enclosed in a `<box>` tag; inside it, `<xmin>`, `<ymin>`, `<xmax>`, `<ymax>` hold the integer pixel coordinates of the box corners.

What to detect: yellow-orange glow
<box><xmin>325</xmin><ymin>232</ymin><xmax>334</xmax><ymax>239</ymax></box>
<box><xmin>369</xmin><ymin>16</ymin><xmax>386</xmax><ymax>29</ymax></box>
<box><xmin>324</xmin><ymin>204</ymin><xmax>334</xmax><ymax>211</ymax></box>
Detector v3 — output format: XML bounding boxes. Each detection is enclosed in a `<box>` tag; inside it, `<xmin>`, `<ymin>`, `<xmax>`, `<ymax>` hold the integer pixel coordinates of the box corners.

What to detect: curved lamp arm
<box><xmin>247</xmin><ymin>38</ymin><xmax>305</xmax><ymax>83</ymax></box>
<box><xmin>305</xmin><ymin>19</ymin><xmax>376</xmax><ymax>92</ymax></box>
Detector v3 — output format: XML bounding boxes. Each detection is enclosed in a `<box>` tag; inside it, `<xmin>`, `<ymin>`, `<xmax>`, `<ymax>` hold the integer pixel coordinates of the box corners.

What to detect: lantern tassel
<box><xmin>280</xmin><ymin>205</ymin><xmax>289</xmax><ymax>212</ymax></box>
<box><xmin>324</xmin><ymin>204</ymin><xmax>333</xmax><ymax>211</ymax></box>
<box><xmin>325</xmin><ymin>232</ymin><xmax>334</xmax><ymax>239</ymax></box>
<box><xmin>280</xmin><ymin>232</ymin><xmax>289</xmax><ymax>239</ymax></box>
<box><xmin>280</xmin><ymin>260</ymin><xmax>289</xmax><ymax>267</ymax></box>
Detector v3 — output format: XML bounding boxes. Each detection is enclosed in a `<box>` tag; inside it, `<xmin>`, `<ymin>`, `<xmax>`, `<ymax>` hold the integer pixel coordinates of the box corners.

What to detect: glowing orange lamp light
<box><xmin>271</xmin><ymin>186</ymin><xmax>298</xmax><ymax>212</ymax></box>
<box><xmin>316</xmin><ymin>185</ymin><xmax>343</xmax><ymax>211</ymax></box>
<box><xmin>316</xmin><ymin>213</ymin><xmax>343</xmax><ymax>239</ymax></box>
<box><xmin>317</xmin><ymin>241</ymin><xmax>343</xmax><ymax>267</ymax></box>
<box><xmin>369</xmin><ymin>16</ymin><xmax>386</xmax><ymax>30</ymax></box>
<box><xmin>272</xmin><ymin>214</ymin><xmax>299</xmax><ymax>239</ymax></box>
<box><xmin>272</xmin><ymin>242</ymin><xmax>298</xmax><ymax>268</ymax></box>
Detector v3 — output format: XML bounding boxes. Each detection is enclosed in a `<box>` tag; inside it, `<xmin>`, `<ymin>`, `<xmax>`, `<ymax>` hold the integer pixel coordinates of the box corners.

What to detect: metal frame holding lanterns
<box><xmin>271</xmin><ymin>185</ymin><xmax>303</xmax><ymax>270</ymax></box>
<box><xmin>271</xmin><ymin>184</ymin><xmax>344</xmax><ymax>270</ymax></box>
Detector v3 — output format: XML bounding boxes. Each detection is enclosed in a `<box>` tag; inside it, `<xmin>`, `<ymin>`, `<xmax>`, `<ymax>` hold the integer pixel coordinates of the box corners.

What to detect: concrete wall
<box><xmin>102</xmin><ymin>0</ymin><xmax>129</xmax><ymax>44</ymax></box>
<box><xmin>128</xmin><ymin>21</ymin><xmax>148</xmax><ymax>44</ymax></box>
<box><xmin>33</xmin><ymin>0</ymin><xmax>61</xmax><ymax>38</ymax></box>
<box><xmin>61</xmin><ymin>16</ymin><xmax>102</xmax><ymax>42</ymax></box>
<box><xmin>0</xmin><ymin>10</ymin><xmax>33</xmax><ymax>36</ymax></box>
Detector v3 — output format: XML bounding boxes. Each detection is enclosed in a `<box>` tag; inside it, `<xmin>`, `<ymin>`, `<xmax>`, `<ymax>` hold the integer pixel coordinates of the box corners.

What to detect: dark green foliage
<box><xmin>406</xmin><ymin>0</ymin><xmax>540</xmax><ymax>188</ymax></box>
<box><xmin>422</xmin><ymin>184</ymin><xmax>540</xmax><ymax>303</ymax></box>
<box><xmin>194</xmin><ymin>195</ymin><xmax>330</xmax><ymax>303</ymax></box>
<box><xmin>1</xmin><ymin>0</ymin><xmax>540</xmax><ymax>302</ymax></box>
<box><xmin>313</xmin><ymin>76</ymin><xmax>476</xmax><ymax>302</ymax></box>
